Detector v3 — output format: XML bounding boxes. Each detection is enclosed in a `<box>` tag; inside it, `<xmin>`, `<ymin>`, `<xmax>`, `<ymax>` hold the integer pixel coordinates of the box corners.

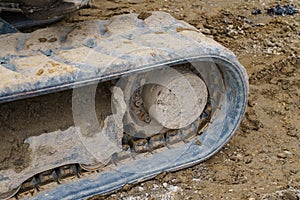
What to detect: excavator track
<box><xmin>14</xmin><ymin>104</ymin><xmax>211</xmax><ymax>199</ymax></box>
<box><xmin>0</xmin><ymin>12</ymin><xmax>248</xmax><ymax>199</ymax></box>
<box><xmin>3</xmin><ymin>63</ymin><xmax>214</xmax><ymax>199</ymax></box>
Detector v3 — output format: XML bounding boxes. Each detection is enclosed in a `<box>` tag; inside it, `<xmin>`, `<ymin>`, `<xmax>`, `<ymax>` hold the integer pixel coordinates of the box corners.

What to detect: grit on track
<box><xmin>62</xmin><ymin>0</ymin><xmax>300</xmax><ymax>199</ymax></box>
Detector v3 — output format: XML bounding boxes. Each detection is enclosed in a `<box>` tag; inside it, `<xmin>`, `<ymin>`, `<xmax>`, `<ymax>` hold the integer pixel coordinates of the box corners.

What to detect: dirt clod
<box><xmin>137</xmin><ymin>12</ymin><xmax>152</xmax><ymax>20</ymax></box>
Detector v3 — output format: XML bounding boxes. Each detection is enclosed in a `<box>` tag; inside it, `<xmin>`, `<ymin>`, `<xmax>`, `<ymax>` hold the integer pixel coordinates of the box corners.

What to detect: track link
<box><xmin>11</xmin><ymin>102</ymin><xmax>212</xmax><ymax>200</ymax></box>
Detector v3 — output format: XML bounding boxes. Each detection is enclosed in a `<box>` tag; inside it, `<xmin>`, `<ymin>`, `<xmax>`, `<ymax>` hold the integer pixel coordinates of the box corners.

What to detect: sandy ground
<box><xmin>63</xmin><ymin>0</ymin><xmax>300</xmax><ymax>199</ymax></box>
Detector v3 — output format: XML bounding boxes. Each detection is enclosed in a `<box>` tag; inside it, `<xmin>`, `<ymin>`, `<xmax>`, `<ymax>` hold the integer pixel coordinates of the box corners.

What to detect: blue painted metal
<box><xmin>0</xmin><ymin>17</ymin><xmax>18</xmax><ymax>34</ymax></box>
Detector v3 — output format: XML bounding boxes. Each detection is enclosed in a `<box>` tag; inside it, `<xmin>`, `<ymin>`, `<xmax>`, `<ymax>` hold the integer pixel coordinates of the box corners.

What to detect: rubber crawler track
<box><xmin>11</xmin><ymin>101</ymin><xmax>212</xmax><ymax>199</ymax></box>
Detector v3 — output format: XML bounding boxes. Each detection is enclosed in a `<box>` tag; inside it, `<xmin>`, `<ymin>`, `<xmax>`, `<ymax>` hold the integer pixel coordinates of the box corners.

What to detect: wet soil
<box><xmin>60</xmin><ymin>0</ymin><xmax>299</xmax><ymax>199</ymax></box>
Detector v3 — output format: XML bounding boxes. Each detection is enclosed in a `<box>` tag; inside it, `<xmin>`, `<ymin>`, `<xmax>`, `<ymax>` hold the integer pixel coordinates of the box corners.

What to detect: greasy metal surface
<box><xmin>0</xmin><ymin>12</ymin><xmax>248</xmax><ymax>199</ymax></box>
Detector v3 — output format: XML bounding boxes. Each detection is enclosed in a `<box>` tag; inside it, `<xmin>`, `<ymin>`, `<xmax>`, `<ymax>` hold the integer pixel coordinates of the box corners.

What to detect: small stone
<box><xmin>243</xmin><ymin>155</ymin><xmax>253</xmax><ymax>164</ymax></box>
<box><xmin>252</xmin><ymin>9</ymin><xmax>262</xmax><ymax>15</ymax></box>
<box><xmin>169</xmin><ymin>185</ymin><xmax>179</xmax><ymax>192</ymax></box>
<box><xmin>122</xmin><ymin>184</ymin><xmax>132</xmax><ymax>191</ymax></box>
<box><xmin>256</xmin><ymin>23</ymin><xmax>265</xmax><ymax>27</ymax></box>
<box><xmin>226</xmin><ymin>30</ymin><xmax>238</xmax><ymax>38</ymax></box>
<box><xmin>277</xmin><ymin>152</ymin><xmax>287</xmax><ymax>159</ymax></box>
<box><xmin>248</xmin><ymin>99</ymin><xmax>256</xmax><ymax>107</ymax></box>
<box><xmin>163</xmin><ymin>182</ymin><xmax>168</xmax><ymax>188</ymax></box>
<box><xmin>200</xmin><ymin>28</ymin><xmax>211</xmax><ymax>35</ymax></box>
<box><xmin>266</xmin><ymin>40</ymin><xmax>275</xmax><ymax>47</ymax></box>
<box><xmin>138</xmin><ymin>186</ymin><xmax>144</xmax><ymax>191</ymax></box>
<box><xmin>211</xmin><ymin>29</ymin><xmax>218</xmax><ymax>36</ymax></box>
<box><xmin>287</xmin><ymin>131</ymin><xmax>299</xmax><ymax>138</ymax></box>
<box><xmin>270</xmin><ymin>78</ymin><xmax>278</xmax><ymax>84</ymax></box>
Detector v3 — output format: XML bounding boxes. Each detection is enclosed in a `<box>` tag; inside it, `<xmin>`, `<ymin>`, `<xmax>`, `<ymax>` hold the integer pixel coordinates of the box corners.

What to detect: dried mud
<box><xmin>61</xmin><ymin>0</ymin><xmax>299</xmax><ymax>199</ymax></box>
<box><xmin>0</xmin><ymin>83</ymin><xmax>112</xmax><ymax>173</ymax></box>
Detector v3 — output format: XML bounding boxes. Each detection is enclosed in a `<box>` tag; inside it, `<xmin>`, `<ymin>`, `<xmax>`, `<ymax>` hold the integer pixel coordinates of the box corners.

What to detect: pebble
<box><xmin>243</xmin><ymin>155</ymin><xmax>253</xmax><ymax>164</ymax></box>
<box><xmin>169</xmin><ymin>185</ymin><xmax>179</xmax><ymax>192</ymax></box>
<box><xmin>226</xmin><ymin>30</ymin><xmax>238</xmax><ymax>38</ymax></box>
<box><xmin>270</xmin><ymin>78</ymin><xmax>278</xmax><ymax>85</ymax></box>
<box><xmin>266</xmin><ymin>40</ymin><xmax>275</xmax><ymax>47</ymax></box>
<box><xmin>277</xmin><ymin>152</ymin><xmax>287</xmax><ymax>159</ymax></box>
<box><xmin>256</xmin><ymin>23</ymin><xmax>265</xmax><ymax>27</ymax></box>
<box><xmin>252</xmin><ymin>9</ymin><xmax>262</xmax><ymax>15</ymax></box>
<box><xmin>200</xmin><ymin>28</ymin><xmax>211</xmax><ymax>35</ymax></box>
<box><xmin>163</xmin><ymin>182</ymin><xmax>168</xmax><ymax>188</ymax></box>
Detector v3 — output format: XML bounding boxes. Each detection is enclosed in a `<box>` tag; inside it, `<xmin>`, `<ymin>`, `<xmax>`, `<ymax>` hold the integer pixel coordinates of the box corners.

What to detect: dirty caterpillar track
<box><xmin>1</xmin><ymin>64</ymin><xmax>216</xmax><ymax>199</ymax></box>
<box><xmin>9</xmin><ymin>95</ymin><xmax>212</xmax><ymax>200</ymax></box>
<box><xmin>0</xmin><ymin>12</ymin><xmax>249</xmax><ymax>200</ymax></box>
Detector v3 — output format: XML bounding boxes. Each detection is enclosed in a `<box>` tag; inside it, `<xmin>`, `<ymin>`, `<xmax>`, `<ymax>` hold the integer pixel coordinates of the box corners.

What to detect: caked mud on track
<box><xmin>0</xmin><ymin>11</ymin><xmax>248</xmax><ymax>200</ymax></box>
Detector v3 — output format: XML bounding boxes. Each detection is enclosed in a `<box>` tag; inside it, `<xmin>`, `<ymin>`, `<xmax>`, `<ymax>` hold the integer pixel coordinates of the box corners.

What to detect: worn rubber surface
<box><xmin>0</xmin><ymin>12</ymin><xmax>248</xmax><ymax>199</ymax></box>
